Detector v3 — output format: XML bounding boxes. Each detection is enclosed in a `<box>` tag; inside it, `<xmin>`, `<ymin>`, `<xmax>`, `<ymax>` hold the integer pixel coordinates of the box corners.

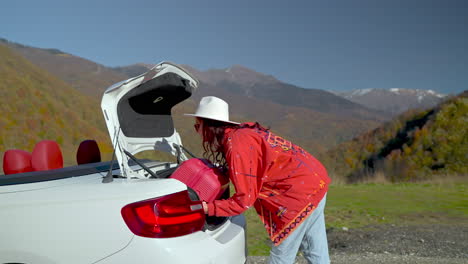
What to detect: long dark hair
<box><xmin>199</xmin><ymin>118</ymin><xmax>268</xmax><ymax>169</ymax></box>
<box><xmin>199</xmin><ymin>118</ymin><xmax>237</xmax><ymax>169</ymax></box>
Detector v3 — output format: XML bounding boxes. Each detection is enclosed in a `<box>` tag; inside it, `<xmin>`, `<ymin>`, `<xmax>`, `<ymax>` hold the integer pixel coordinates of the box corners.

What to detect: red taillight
<box><xmin>121</xmin><ymin>190</ymin><xmax>205</xmax><ymax>238</ymax></box>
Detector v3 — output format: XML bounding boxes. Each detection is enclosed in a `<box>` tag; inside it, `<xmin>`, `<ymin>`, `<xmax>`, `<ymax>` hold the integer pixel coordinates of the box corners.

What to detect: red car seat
<box><xmin>76</xmin><ymin>140</ymin><xmax>101</xmax><ymax>165</ymax></box>
<box><xmin>31</xmin><ymin>140</ymin><xmax>63</xmax><ymax>171</ymax></box>
<box><xmin>3</xmin><ymin>149</ymin><xmax>34</xmax><ymax>175</ymax></box>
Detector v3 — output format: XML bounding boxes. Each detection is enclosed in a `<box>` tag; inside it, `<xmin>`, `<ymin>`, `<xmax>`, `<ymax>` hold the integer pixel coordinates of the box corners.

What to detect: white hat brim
<box><xmin>184</xmin><ymin>113</ymin><xmax>240</xmax><ymax>125</ymax></box>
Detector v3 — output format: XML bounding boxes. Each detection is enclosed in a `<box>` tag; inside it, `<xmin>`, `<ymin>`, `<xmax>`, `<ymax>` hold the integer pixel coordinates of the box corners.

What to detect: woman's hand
<box><xmin>202</xmin><ymin>201</ymin><xmax>209</xmax><ymax>214</ymax></box>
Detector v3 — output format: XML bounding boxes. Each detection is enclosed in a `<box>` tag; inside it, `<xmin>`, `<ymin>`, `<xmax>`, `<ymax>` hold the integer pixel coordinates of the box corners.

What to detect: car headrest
<box><xmin>31</xmin><ymin>140</ymin><xmax>63</xmax><ymax>171</ymax></box>
<box><xmin>3</xmin><ymin>149</ymin><xmax>34</xmax><ymax>175</ymax></box>
<box><xmin>76</xmin><ymin>140</ymin><xmax>101</xmax><ymax>165</ymax></box>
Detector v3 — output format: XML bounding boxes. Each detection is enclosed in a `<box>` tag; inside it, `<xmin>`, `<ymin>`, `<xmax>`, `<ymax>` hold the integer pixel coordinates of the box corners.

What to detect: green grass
<box><xmin>245</xmin><ymin>181</ymin><xmax>468</xmax><ymax>255</ymax></box>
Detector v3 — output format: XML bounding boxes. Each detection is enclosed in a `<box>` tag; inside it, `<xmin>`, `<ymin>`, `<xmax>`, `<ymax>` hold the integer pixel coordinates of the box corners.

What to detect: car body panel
<box><xmin>96</xmin><ymin>215</ymin><xmax>247</xmax><ymax>264</ymax></box>
<box><xmin>0</xmin><ymin>167</ymin><xmax>188</xmax><ymax>263</ymax></box>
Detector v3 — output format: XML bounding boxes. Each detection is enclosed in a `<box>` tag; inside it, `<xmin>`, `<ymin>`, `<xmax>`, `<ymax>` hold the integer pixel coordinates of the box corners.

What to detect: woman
<box><xmin>185</xmin><ymin>96</ymin><xmax>331</xmax><ymax>264</ymax></box>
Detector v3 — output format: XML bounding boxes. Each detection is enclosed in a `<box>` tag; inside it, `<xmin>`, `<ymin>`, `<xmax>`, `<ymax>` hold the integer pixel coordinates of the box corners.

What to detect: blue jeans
<box><xmin>268</xmin><ymin>194</ymin><xmax>329</xmax><ymax>264</ymax></box>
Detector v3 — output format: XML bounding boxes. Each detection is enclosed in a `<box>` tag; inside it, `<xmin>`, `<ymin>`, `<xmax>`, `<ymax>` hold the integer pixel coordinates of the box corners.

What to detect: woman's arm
<box><xmin>207</xmin><ymin>131</ymin><xmax>263</xmax><ymax>216</ymax></box>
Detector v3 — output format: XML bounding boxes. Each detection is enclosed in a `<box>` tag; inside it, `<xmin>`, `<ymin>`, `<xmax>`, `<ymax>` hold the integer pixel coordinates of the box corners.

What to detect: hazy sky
<box><xmin>1</xmin><ymin>0</ymin><xmax>467</xmax><ymax>94</ymax></box>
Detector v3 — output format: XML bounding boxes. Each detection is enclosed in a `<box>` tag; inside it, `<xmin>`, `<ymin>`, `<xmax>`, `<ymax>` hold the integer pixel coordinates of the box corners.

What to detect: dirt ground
<box><xmin>247</xmin><ymin>224</ymin><xmax>468</xmax><ymax>264</ymax></box>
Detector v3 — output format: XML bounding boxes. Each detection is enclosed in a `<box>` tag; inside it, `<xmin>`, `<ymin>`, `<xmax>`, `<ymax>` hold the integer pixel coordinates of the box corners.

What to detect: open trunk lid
<box><xmin>101</xmin><ymin>62</ymin><xmax>198</xmax><ymax>178</ymax></box>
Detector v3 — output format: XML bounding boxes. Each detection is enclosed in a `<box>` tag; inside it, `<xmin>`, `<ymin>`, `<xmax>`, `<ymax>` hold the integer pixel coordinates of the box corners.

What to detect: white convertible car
<box><xmin>0</xmin><ymin>62</ymin><xmax>247</xmax><ymax>264</ymax></box>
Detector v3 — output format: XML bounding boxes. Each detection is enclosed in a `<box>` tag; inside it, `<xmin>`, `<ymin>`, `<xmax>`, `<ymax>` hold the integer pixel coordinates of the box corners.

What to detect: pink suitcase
<box><xmin>170</xmin><ymin>158</ymin><xmax>229</xmax><ymax>202</ymax></box>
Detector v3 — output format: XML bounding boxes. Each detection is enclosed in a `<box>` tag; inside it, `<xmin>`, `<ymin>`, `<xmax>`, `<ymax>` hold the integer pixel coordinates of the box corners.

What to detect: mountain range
<box><xmin>114</xmin><ymin>63</ymin><xmax>389</xmax><ymax>152</ymax></box>
<box><xmin>332</xmin><ymin>88</ymin><xmax>446</xmax><ymax>115</ymax></box>
<box><xmin>2</xmin><ymin>37</ymin><xmax>463</xmax><ymax>180</ymax></box>
<box><xmin>1</xmin><ymin>38</ymin><xmax>389</xmax><ymax>155</ymax></box>
<box><xmin>0</xmin><ymin>38</ymin><xmax>128</xmax><ymax>98</ymax></box>
<box><xmin>3</xmin><ymin>37</ymin><xmax>443</xmax><ymax>118</ymax></box>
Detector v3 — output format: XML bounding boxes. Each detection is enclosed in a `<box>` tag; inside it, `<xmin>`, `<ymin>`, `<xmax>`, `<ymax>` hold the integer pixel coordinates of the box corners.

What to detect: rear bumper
<box><xmin>96</xmin><ymin>215</ymin><xmax>246</xmax><ymax>264</ymax></box>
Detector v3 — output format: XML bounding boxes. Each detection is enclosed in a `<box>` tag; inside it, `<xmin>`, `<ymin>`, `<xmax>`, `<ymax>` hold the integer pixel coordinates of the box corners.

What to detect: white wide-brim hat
<box><xmin>184</xmin><ymin>96</ymin><xmax>240</xmax><ymax>125</ymax></box>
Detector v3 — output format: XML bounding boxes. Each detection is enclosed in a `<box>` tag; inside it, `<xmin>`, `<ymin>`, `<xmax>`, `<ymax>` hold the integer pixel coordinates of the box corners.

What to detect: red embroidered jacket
<box><xmin>207</xmin><ymin>123</ymin><xmax>331</xmax><ymax>245</ymax></box>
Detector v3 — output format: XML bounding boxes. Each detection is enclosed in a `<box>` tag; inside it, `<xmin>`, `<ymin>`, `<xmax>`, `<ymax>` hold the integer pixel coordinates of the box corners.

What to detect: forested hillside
<box><xmin>0</xmin><ymin>44</ymin><xmax>113</xmax><ymax>171</ymax></box>
<box><xmin>1</xmin><ymin>38</ymin><xmax>128</xmax><ymax>97</ymax></box>
<box><xmin>323</xmin><ymin>91</ymin><xmax>467</xmax><ymax>182</ymax></box>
